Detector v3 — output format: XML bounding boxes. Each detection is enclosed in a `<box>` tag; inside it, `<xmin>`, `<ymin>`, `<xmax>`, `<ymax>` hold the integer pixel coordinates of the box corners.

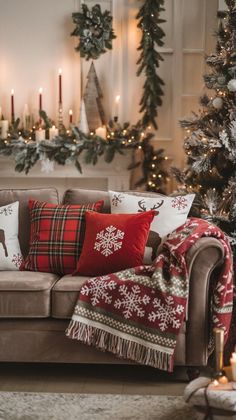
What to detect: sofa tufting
<box><xmin>0</xmin><ymin>187</ymin><xmax>225</xmax><ymax>375</ymax></box>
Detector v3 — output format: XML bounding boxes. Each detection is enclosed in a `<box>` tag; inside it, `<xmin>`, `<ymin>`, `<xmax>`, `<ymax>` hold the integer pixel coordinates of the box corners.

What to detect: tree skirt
<box><xmin>0</xmin><ymin>392</ymin><xmax>194</xmax><ymax>420</ymax></box>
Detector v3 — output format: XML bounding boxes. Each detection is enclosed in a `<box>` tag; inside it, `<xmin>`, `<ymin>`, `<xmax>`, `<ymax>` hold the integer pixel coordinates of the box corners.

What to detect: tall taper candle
<box><xmin>69</xmin><ymin>109</ymin><xmax>73</xmax><ymax>124</ymax></box>
<box><xmin>114</xmin><ymin>95</ymin><xmax>120</xmax><ymax>120</ymax></box>
<box><xmin>11</xmin><ymin>89</ymin><xmax>15</xmax><ymax>123</ymax></box>
<box><xmin>39</xmin><ymin>88</ymin><xmax>43</xmax><ymax>113</ymax></box>
<box><xmin>59</xmin><ymin>68</ymin><xmax>62</xmax><ymax>104</ymax></box>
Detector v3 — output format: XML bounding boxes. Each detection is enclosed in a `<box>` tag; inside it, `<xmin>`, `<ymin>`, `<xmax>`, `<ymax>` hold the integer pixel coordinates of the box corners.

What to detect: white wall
<box><xmin>0</xmin><ymin>0</ymin><xmax>218</xmax><ymax>170</ymax></box>
<box><xmin>0</xmin><ymin>0</ymin><xmax>80</xmax><ymax>125</ymax></box>
<box><xmin>218</xmin><ymin>0</ymin><xmax>227</xmax><ymax>10</ymax></box>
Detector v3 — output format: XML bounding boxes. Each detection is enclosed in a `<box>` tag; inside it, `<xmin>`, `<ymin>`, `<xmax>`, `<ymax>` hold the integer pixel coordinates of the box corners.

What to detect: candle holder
<box><xmin>213</xmin><ymin>328</ymin><xmax>225</xmax><ymax>379</ymax></box>
<box><xmin>58</xmin><ymin>102</ymin><xmax>63</xmax><ymax>134</ymax></box>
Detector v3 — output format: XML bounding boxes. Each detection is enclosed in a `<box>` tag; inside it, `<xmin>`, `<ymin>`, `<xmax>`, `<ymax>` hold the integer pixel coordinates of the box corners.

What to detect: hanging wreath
<box><xmin>71</xmin><ymin>4</ymin><xmax>116</xmax><ymax>60</ymax></box>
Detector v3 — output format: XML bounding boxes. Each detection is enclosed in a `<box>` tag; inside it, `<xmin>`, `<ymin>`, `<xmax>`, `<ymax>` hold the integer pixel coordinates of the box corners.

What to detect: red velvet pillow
<box><xmin>21</xmin><ymin>199</ymin><xmax>103</xmax><ymax>275</ymax></box>
<box><xmin>73</xmin><ymin>210</ymin><xmax>155</xmax><ymax>276</ymax></box>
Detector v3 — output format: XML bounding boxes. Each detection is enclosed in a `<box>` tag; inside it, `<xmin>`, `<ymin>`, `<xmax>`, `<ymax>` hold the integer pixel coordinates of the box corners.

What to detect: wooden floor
<box><xmin>0</xmin><ymin>363</ymin><xmax>190</xmax><ymax>395</ymax></box>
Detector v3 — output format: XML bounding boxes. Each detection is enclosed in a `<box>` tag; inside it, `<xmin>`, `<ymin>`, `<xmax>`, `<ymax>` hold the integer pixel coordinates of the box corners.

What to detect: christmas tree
<box><xmin>83</xmin><ymin>62</ymin><xmax>106</xmax><ymax>131</ymax></box>
<box><xmin>174</xmin><ymin>0</ymin><xmax>236</xmax><ymax>251</ymax></box>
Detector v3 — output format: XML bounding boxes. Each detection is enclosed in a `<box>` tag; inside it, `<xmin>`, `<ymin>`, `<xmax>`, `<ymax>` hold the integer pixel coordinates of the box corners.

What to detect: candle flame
<box><xmin>39</xmin><ymin>87</ymin><xmax>43</xmax><ymax>94</ymax></box>
<box><xmin>59</xmin><ymin>68</ymin><xmax>62</xmax><ymax>75</ymax></box>
<box><xmin>115</xmin><ymin>95</ymin><xmax>120</xmax><ymax>103</ymax></box>
<box><xmin>219</xmin><ymin>375</ymin><xmax>228</xmax><ymax>384</ymax></box>
<box><xmin>213</xmin><ymin>379</ymin><xmax>219</xmax><ymax>386</ymax></box>
<box><xmin>11</xmin><ymin>89</ymin><xmax>14</xmax><ymax>95</ymax></box>
<box><xmin>69</xmin><ymin>109</ymin><xmax>73</xmax><ymax>115</ymax></box>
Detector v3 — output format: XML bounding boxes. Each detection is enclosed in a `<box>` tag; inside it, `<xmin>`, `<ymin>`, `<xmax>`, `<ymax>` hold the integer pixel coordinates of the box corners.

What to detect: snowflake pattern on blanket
<box><xmin>66</xmin><ymin>218</ymin><xmax>233</xmax><ymax>372</ymax></box>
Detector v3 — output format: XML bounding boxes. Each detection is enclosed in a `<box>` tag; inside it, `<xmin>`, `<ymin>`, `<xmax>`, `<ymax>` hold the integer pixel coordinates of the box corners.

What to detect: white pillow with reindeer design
<box><xmin>0</xmin><ymin>201</ymin><xmax>23</xmax><ymax>270</ymax></box>
<box><xmin>109</xmin><ymin>191</ymin><xmax>195</xmax><ymax>264</ymax></box>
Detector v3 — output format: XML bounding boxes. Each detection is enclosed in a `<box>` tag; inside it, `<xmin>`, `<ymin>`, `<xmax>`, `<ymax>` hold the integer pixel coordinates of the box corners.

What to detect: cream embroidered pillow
<box><xmin>0</xmin><ymin>201</ymin><xmax>23</xmax><ymax>270</ymax></box>
<box><xmin>109</xmin><ymin>191</ymin><xmax>195</xmax><ymax>264</ymax></box>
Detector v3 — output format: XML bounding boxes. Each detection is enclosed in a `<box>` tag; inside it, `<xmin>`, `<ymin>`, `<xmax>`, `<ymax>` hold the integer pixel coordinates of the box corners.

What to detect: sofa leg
<box><xmin>186</xmin><ymin>367</ymin><xmax>200</xmax><ymax>381</ymax></box>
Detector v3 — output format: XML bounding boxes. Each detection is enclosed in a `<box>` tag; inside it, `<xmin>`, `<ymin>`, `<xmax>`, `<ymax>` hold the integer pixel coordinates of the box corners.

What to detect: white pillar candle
<box><xmin>35</xmin><ymin>128</ymin><xmax>45</xmax><ymax>142</ymax></box>
<box><xmin>218</xmin><ymin>375</ymin><xmax>228</xmax><ymax>384</ymax></box>
<box><xmin>49</xmin><ymin>125</ymin><xmax>59</xmax><ymax>140</ymax></box>
<box><xmin>0</xmin><ymin>120</ymin><xmax>9</xmax><ymax>139</ymax></box>
<box><xmin>230</xmin><ymin>352</ymin><xmax>236</xmax><ymax>381</ymax></box>
<box><xmin>95</xmin><ymin>126</ymin><xmax>107</xmax><ymax>139</ymax></box>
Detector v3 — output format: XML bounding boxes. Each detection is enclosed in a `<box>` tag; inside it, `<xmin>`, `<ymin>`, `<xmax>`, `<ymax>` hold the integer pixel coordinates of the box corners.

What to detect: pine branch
<box><xmin>136</xmin><ymin>0</ymin><xmax>166</xmax><ymax>129</ymax></box>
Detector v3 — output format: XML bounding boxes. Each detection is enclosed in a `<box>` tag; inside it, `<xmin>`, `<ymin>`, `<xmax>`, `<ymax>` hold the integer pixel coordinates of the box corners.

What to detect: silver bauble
<box><xmin>227</xmin><ymin>79</ymin><xmax>236</xmax><ymax>92</ymax></box>
<box><xmin>212</xmin><ymin>97</ymin><xmax>223</xmax><ymax>109</ymax></box>
<box><xmin>217</xmin><ymin>76</ymin><xmax>226</xmax><ymax>85</ymax></box>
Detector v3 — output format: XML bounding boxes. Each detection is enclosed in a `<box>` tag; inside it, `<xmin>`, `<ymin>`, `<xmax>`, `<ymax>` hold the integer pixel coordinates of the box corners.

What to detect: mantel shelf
<box><xmin>0</xmin><ymin>152</ymin><xmax>132</xmax><ymax>194</ymax></box>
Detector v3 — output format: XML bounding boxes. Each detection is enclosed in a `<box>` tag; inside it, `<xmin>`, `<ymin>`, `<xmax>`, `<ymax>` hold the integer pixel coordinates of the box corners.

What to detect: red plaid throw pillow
<box><xmin>21</xmin><ymin>199</ymin><xmax>103</xmax><ymax>275</ymax></box>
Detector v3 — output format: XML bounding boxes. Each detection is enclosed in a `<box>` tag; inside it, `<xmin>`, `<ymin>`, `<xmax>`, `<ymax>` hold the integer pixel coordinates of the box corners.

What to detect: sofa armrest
<box><xmin>185</xmin><ymin>237</ymin><xmax>224</xmax><ymax>366</ymax></box>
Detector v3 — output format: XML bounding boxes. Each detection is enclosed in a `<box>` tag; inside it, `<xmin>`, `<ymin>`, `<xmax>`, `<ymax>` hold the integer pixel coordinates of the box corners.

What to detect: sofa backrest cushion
<box><xmin>63</xmin><ymin>189</ymin><xmax>110</xmax><ymax>213</ymax></box>
<box><xmin>0</xmin><ymin>188</ymin><xmax>59</xmax><ymax>257</ymax></box>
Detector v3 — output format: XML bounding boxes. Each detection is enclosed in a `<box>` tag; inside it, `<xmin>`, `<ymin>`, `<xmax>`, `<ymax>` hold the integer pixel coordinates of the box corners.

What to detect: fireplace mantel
<box><xmin>0</xmin><ymin>152</ymin><xmax>132</xmax><ymax>197</ymax></box>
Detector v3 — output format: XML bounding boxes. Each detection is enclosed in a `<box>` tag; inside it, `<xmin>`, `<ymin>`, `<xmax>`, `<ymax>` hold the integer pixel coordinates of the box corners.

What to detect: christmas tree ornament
<box><xmin>79</xmin><ymin>99</ymin><xmax>89</xmax><ymax>134</ymax></box>
<box><xmin>83</xmin><ymin>62</ymin><xmax>106</xmax><ymax>131</ymax></box>
<box><xmin>217</xmin><ymin>75</ymin><xmax>226</xmax><ymax>85</ymax></box>
<box><xmin>212</xmin><ymin>97</ymin><xmax>223</xmax><ymax>109</ymax></box>
<box><xmin>71</xmin><ymin>4</ymin><xmax>116</xmax><ymax>61</ymax></box>
<box><xmin>227</xmin><ymin>79</ymin><xmax>236</xmax><ymax>92</ymax></box>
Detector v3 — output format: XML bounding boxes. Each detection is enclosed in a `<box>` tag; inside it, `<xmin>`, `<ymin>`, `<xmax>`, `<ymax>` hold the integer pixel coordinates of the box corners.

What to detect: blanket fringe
<box><xmin>66</xmin><ymin>320</ymin><xmax>173</xmax><ymax>371</ymax></box>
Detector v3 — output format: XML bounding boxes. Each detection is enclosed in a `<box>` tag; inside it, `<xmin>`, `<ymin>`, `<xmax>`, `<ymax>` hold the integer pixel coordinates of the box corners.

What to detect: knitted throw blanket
<box><xmin>66</xmin><ymin>218</ymin><xmax>233</xmax><ymax>371</ymax></box>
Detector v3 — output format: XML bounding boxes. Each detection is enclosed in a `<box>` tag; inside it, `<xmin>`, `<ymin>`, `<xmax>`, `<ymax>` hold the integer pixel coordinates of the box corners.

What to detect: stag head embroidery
<box><xmin>137</xmin><ymin>199</ymin><xmax>164</xmax><ymax>215</ymax></box>
<box><xmin>137</xmin><ymin>199</ymin><xmax>164</xmax><ymax>261</ymax></box>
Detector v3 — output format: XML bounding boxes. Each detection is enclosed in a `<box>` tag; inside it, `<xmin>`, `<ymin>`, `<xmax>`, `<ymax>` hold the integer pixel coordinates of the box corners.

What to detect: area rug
<box><xmin>0</xmin><ymin>392</ymin><xmax>195</xmax><ymax>420</ymax></box>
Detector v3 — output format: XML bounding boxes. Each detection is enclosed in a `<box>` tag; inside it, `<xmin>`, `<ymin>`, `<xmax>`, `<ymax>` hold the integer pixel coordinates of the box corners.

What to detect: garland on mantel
<box><xmin>0</xmin><ymin>114</ymin><xmax>169</xmax><ymax>192</ymax></box>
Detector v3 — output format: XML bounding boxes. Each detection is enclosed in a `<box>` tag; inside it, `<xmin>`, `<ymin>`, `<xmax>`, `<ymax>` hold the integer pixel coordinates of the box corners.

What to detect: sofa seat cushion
<box><xmin>0</xmin><ymin>271</ymin><xmax>59</xmax><ymax>318</ymax></box>
<box><xmin>52</xmin><ymin>274</ymin><xmax>90</xmax><ymax>319</ymax></box>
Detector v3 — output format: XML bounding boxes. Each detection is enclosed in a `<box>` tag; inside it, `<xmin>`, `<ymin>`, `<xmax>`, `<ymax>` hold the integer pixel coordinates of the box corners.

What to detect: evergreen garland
<box><xmin>136</xmin><ymin>0</ymin><xmax>165</xmax><ymax>129</ymax></box>
<box><xmin>0</xmin><ymin>113</ymin><xmax>168</xmax><ymax>191</ymax></box>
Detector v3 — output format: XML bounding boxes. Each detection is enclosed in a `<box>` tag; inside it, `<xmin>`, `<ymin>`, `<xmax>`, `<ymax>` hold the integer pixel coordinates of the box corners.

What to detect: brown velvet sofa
<box><xmin>0</xmin><ymin>187</ymin><xmax>225</xmax><ymax>375</ymax></box>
